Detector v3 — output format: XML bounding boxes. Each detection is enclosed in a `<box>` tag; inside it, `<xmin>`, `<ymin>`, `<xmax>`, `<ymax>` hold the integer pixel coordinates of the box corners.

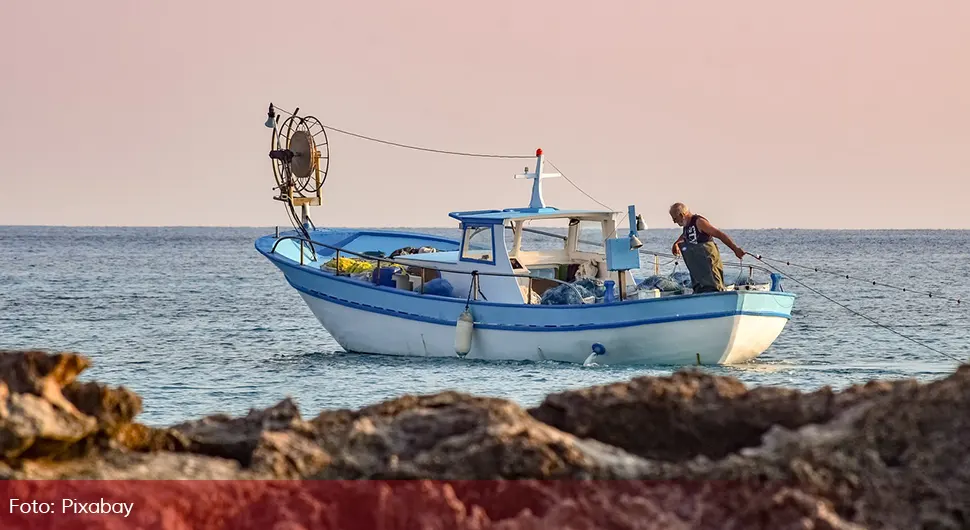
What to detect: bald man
<box><xmin>669</xmin><ymin>203</ymin><xmax>745</xmax><ymax>293</ymax></box>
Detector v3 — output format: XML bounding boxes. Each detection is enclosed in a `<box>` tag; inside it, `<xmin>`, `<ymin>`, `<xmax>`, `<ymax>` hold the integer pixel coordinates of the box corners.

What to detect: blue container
<box><xmin>373</xmin><ymin>267</ymin><xmax>397</xmax><ymax>287</ymax></box>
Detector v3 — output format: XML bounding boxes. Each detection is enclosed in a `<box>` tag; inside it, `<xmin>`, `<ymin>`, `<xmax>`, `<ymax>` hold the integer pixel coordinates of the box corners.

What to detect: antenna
<box><xmin>513</xmin><ymin>148</ymin><xmax>561</xmax><ymax>209</ymax></box>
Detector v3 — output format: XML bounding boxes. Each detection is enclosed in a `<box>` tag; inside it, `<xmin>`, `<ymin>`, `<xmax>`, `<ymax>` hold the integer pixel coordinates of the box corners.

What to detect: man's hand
<box><xmin>672</xmin><ymin>242</ymin><xmax>681</xmax><ymax>256</ymax></box>
<box><xmin>732</xmin><ymin>247</ymin><xmax>745</xmax><ymax>260</ymax></box>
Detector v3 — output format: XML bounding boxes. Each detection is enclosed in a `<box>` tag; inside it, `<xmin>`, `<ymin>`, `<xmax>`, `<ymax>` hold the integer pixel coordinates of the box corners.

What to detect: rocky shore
<box><xmin>2</xmin><ymin>349</ymin><xmax>968</xmax><ymax>529</ymax></box>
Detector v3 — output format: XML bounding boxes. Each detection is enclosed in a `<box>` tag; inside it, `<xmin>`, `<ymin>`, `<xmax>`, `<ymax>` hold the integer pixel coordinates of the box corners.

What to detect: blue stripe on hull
<box><xmin>286</xmin><ymin>276</ymin><xmax>791</xmax><ymax>332</ymax></box>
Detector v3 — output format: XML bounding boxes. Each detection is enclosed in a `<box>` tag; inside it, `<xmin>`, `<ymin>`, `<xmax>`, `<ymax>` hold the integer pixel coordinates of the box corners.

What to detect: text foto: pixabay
<box><xmin>10</xmin><ymin>499</ymin><xmax>133</xmax><ymax>518</ymax></box>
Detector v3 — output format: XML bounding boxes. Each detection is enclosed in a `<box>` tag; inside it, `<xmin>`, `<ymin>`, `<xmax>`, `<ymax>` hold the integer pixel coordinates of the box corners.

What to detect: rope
<box><xmin>272</xmin><ymin>105</ymin><xmax>532</xmax><ymax>159</ymax></box>
<box><xmin>465</xmin><ymin>274</ymin><xmax>475</xmax><ymax>310</ymax></box>
<box><xmin>748</xmin><ymin>253</ymin><xmax>965</xmax><ymax>365</ymax></box>
<box><xmin>323</xmin><ymin>124</ymin><xmax>535</xmax><ymax>159</ymax></box>
<box><xmin>544</xmin><ymin>160</ymin><xmax>614</xmax><ymax>211</ymax></box>
<box><xmin>272</xmin><ymin>106</ymin><xmax>624</xmax><ymax>236</ymax></box>
<box><xmin>753</xmin><ymin>254</ymin><xmax>962</xmax><ymax>305</ymax></box>
<box><xmin>542</xmin><ymin>159</ymin><xmax>638</xmax><ymax>245</ymax></box>
<box><xmin>732</xmin><ymin>256</ymin><xmax>747</xmax><ymax>286</ymax></box>
<box><xmin>320</xmin><ymin>124</ymin><xmax>618</xmax><ymax>214</ymax></box>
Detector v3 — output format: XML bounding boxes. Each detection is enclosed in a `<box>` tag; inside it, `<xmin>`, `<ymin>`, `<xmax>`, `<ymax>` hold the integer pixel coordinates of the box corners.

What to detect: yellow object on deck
<box><xmin>323</xmin><ymin>256</ymin><xmax>375</xmax><ymax>274</ymax></box>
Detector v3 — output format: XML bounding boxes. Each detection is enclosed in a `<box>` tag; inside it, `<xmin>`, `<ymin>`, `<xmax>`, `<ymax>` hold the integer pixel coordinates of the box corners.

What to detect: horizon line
<box><xmin>2</xmin><ymin>224</ymin><xmax>969</xmax><ymax>231</ymax></box>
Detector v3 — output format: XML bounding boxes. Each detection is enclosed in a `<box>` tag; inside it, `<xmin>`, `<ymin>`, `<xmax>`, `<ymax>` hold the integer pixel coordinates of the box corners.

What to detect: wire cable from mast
<box><xmin>544</xmin><ymin>160</ymin><xmax>614</xmax><ymax>211</ymax></box>
<box><xmin>271</xmin><ymin>105</ymin><xmax>532</xmax><ymax>159</ymax></box>
<box><xmin>322</xmin><ymin>124</ymin><xmax>536</xmax><ymax>159</ymax></box>
<box><xmin>273</xmin><ymin>106</ymin><xmax>620</xmax><ymax>216</ymax></box>
<box><xmin>272</xmin><ymin>105</ymin><xmax>624</xmax><ymax>244</ymax></box>
<box><xmin>748</xmin><ymin>253</ymin><xmax>965</xmax><ymax>365</ymax></box>
<box><xmin>540</xmin><ymin>159</ymin><xmax>631</xmax><ymax>243</ymax></box>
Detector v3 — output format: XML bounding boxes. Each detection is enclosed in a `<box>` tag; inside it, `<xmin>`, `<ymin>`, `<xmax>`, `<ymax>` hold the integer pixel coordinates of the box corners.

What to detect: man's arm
<box><xmin>671</xmin><ymin>234</ymin><xmax>685</xmax><ymax>255</ymax></box>
<box><xmin>695</xmin><ymin>217</ymin><xmax>745</xmax><ymax>259</ymax></box>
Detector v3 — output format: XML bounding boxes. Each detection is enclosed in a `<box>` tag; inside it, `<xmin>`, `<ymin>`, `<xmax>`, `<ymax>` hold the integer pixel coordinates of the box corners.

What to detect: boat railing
<box><xmin>269</xmin><ymin>235</ymin><xmax>593</xmax><ymax>304</ymax></box>
<box><xmin>639</xmin><ymin>251</ymin><xmax>775</xmax><ymax>283</ymax></box>
<box><xmin>512</xmin><ymin>225</ymin><xmax>776</xmax><ymax>279</ymax></box>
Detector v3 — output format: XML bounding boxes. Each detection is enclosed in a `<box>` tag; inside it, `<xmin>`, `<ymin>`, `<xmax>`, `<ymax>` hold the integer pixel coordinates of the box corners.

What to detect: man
<box><xmin>669</xmin><ymin>203</ymin><xmax>745</xmax><ymax>293</ymax></box>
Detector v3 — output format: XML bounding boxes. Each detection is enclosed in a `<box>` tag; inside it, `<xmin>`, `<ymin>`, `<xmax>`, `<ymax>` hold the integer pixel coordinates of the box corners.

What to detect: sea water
<box><xmin>1</xmin><ymin>226</ymin><xmax>967</xmax><ymax>426</ymax></box>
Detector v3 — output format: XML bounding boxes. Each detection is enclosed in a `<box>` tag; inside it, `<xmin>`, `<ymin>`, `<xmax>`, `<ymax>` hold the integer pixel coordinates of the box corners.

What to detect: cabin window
<box><xmin>461</xmin><ymin>225</ymin><xmax>494</xmax><ymax>263</ymax></box>
<box><xmin>577</xmin><ymin>220</ymin><xmax>607</xmax><ymax>253</ymax></box>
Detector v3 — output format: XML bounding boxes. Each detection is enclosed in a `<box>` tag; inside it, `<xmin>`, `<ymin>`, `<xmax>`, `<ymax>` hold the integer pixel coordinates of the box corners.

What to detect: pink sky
<box><xmin>1</xmin><ymin>1</ymin><xmax>968</xmax><ymax>229</ymax></box>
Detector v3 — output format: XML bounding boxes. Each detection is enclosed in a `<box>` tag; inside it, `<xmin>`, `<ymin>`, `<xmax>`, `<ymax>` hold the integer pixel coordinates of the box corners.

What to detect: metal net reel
<box><xmin>266</xmin><ymin>104</ymin><xmax>330</xmax><ymax>205</ymax></box>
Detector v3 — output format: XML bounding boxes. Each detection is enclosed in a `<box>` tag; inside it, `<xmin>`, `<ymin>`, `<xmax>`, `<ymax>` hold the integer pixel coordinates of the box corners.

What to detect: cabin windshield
<box><xmin>460</xmin><ymin>224</ymin><xmax>494</xmax><ymax>263</ymax></box>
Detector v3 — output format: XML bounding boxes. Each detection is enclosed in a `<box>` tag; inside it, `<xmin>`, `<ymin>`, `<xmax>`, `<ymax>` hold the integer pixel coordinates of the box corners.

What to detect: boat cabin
<box><xmin>390</xmin><ymin>207</ymin><xmax>642</xmax><ymax>305</ymax></box>
<box><xmin>377</xmin><ymin>148</ymin><xmax>645</xmax><ymax>304</ymax></box>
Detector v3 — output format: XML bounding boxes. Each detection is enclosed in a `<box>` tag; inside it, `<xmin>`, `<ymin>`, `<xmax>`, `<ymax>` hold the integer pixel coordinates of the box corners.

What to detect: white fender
<box><xmin>455</xmin><ymin>309</ymin><xmax>474</xmax><ymax>357</ymax></box>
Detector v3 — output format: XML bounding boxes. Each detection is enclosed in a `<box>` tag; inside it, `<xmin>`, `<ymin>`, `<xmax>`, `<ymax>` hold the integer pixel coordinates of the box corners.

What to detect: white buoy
<box><xmin>455</xmin><ymin>308</ymin><xmax>474</xmax><ymax>358</ymax></box>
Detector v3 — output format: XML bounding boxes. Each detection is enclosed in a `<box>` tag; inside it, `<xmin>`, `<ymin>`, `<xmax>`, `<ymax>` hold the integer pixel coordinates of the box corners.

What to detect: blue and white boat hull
<box><xmin>258</xmin><ymin>233</ymin><xmax>795</xmax><ymax>366</ymax></box>
<box><xmin>296</xmin><ymin>291</ymin><xmax>789</xmax><ymax>365</ymax></box>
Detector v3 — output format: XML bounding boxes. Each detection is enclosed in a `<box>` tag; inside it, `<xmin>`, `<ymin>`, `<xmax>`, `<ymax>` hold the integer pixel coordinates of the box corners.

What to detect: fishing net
<box><xmin>671</xmin><ymin>270</ymin><xmax>692</xmax><ymax>288</ymax></box>
<box><xmin>539</xmin><ymin>277</ymin><xmax>613</xmax><ymax>305</ymax></box>
<box><xmin>540</xmin><ymin>282</ymin><xmax>591</xmax><ymax>305</ymax></box>
<box><xmin>572</xmin><ymin>277</ymin><xmax>608</xmax><ymax>299</ymax></box>
<box><xmin>423</xmin><ymin>278</ymin><xmax>456</xmax><ymax>298</ymax></box>
<box><xmin>637</xmin><ymin>274</ymin><xmax>688</xmax><ymax>294</ymax></box>
<box><xmin>638</xmin><ymin>269</ymin><xmax>769</xmax><ymax>293</ymax></box>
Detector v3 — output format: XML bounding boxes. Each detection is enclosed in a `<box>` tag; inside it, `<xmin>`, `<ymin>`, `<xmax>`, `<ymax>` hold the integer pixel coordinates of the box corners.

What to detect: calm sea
<box><xmin>1</xmin><ymin>226</ymin><xmax>967</xmax><ymax>426</ymax></box>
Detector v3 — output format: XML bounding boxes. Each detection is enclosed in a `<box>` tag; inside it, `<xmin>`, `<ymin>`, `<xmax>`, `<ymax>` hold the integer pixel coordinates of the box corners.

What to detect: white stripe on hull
<box><xmin>298</xmin><ymin>293</ymin><xmax>788</xmax><ymax>366</ymax></box>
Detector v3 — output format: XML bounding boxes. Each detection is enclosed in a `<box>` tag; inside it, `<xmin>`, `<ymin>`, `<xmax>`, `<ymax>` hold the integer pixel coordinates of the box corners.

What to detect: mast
<box><xmin>514</xmin><ymin>148</ymin><xmax>561</xmax><ymax>209</ymax></box>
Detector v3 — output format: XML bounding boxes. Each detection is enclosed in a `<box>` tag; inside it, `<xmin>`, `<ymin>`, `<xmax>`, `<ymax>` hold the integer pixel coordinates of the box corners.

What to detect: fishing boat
<box><xmin>254</xmin><ymin>104</ymin><xmax>796</xmax><ymax>365</ymax></box>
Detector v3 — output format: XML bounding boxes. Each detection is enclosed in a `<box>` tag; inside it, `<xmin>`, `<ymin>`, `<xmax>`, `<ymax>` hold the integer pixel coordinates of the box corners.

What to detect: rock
<box><xmin>635</xmin><ymin>365</ymin><xmax>970</xmax><ymax>529</ymax></box>
<box><xmin>0</xmin><ymin>349</ymin><xmax>89</xmax><ymax>416</ymax></box>
<box><xmin>168</xmin><ymin>397</ymin><xmax>325</xmax><ymax>476</ymax></box>
<box><xmin>113</xmin><ymin>422</ymin><xmax>190</xmax><ymax>452</ymax></box>
<box><xmin>0</xmin><ymin>350</ymin><xmax>156</xmax><ymax>461</ymax></box>
<box><xmin>222</xmin><ymin>481</ymin><xmax>492</xmax><ymax>530</ymax></box>
<box><xmin>0</xmin><ymin>350</ymin><xmax>89</xmax><ymax>395</ymax></box>
<box><xmin>309</xmin><ymin>391</ymin><xmax>654</xmax><ymax>480</ymax></box>
<box><xmin>0</xmin><ymin>381</ymin><xmax>98</xmax><ymax>460</ymax></box>
<box><xmin>489</xmin><ymin>482</ymin><xmax>862</xmax><ymax>530</ymax></box>
<box><xmin>0</xmin><ymin>450</ymin><xmax>255</xmax><ymax>479</ymax></box>
<box><xmin>62</xmin><ymin>381</ymin><xmax>142</xmax><ymax>436</ymax></box>
<box><xmin>250</xmin><ymin>431</ymin><xmax>331</xmax><ymax>478</ymax></box>
<box><xmin>2</xmin><ymin>348</ymin><xmax>969</xmax><ymax>530</ymax></box>
<box><xmin>528</xmin><ymin>368</ymin><xmax>916</xmax><ymax>462</ymax></box>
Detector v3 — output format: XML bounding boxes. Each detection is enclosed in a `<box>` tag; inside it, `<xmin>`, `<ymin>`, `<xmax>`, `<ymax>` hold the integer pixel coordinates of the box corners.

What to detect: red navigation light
<box><xmin>536</xmin><ymin>148</ymin><xmax>543</xmax><ymax>156</ymax></box>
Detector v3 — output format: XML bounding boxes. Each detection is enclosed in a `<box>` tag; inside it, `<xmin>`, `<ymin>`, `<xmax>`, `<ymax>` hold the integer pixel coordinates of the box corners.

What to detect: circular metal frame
<box><xmin>270</xmin><ymin>114</ymin><xmax>330</xmax><ymax>198</ymax></box>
